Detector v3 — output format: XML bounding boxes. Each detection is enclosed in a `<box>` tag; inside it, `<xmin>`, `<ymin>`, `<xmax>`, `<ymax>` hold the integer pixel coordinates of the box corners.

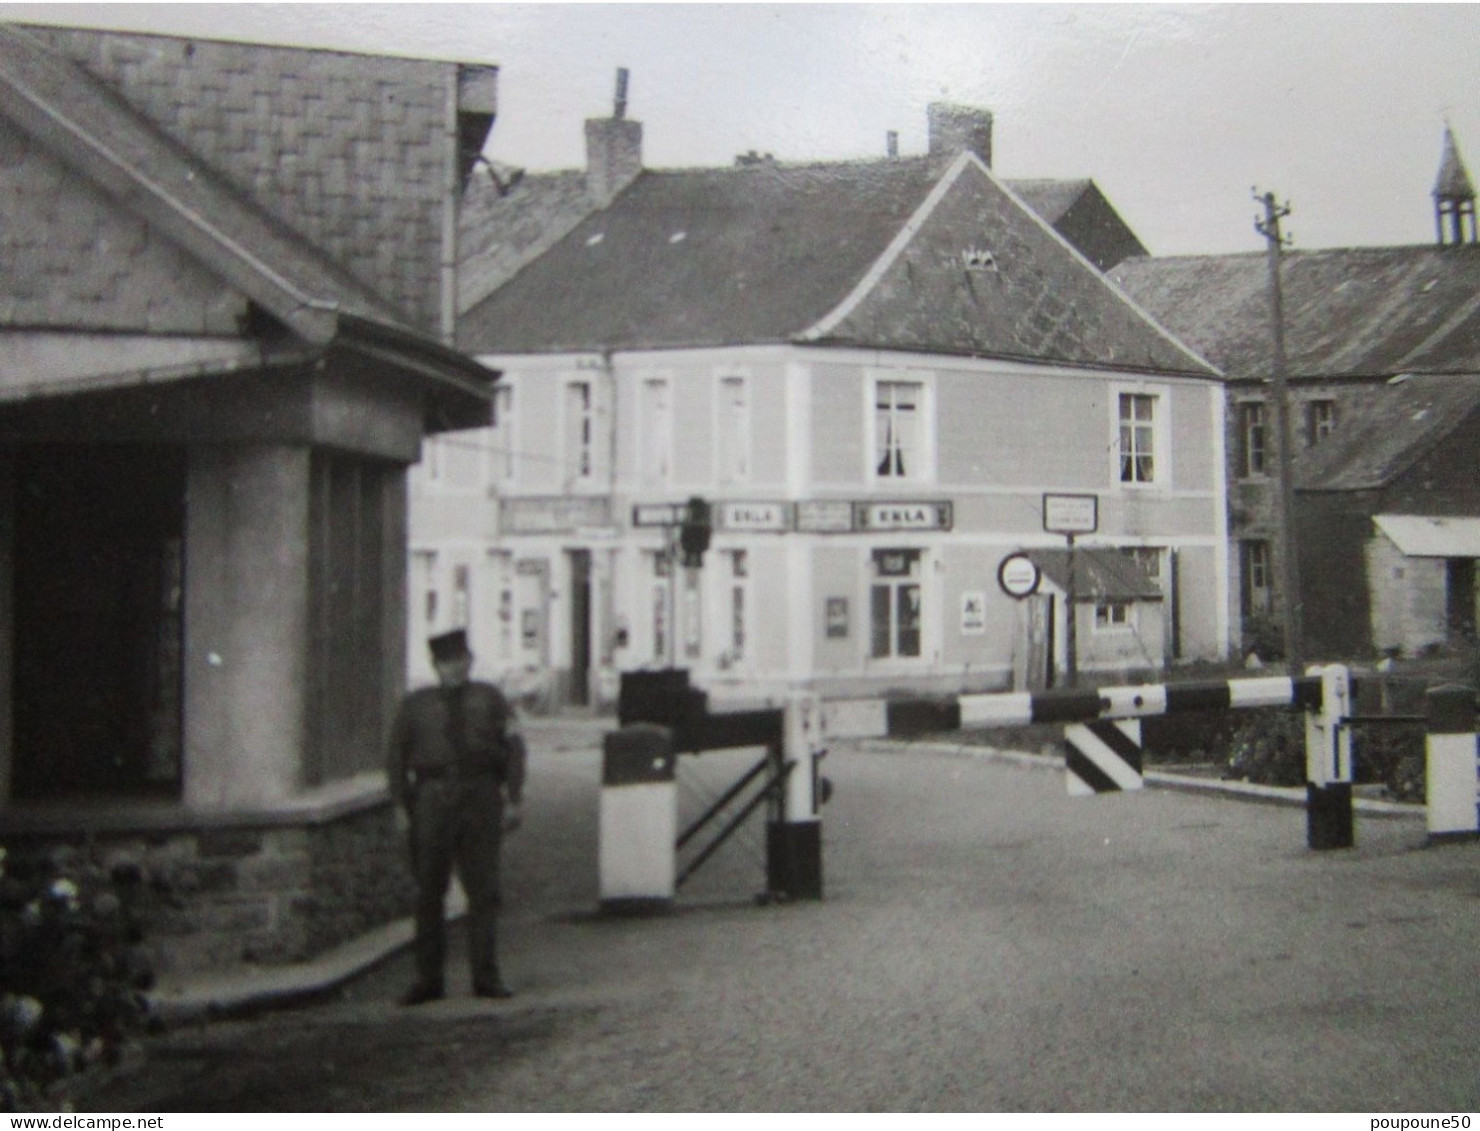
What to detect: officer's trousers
<box><xmin>408</xmin><ymin>774</ymin><xmax>505</xmax><ymax>993</ymax></box>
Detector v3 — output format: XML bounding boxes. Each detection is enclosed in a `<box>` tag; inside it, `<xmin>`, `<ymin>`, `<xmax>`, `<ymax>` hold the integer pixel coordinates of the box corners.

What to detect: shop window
<box><xmin>870</xmin><ymin>548</ymin><xmax>923</xmax><ymax>659</ymax></box>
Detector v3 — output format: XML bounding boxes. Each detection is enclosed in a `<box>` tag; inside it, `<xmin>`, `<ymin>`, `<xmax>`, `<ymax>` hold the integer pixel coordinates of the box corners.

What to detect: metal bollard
<box><xmin>598</xmin><ymin>724</ymin><xmax>677</xmax><ymax>914</ymax></box>
<box><xmin>1304</xmin><ymin>663</ymin><xmax>1354</xmax><ymax>849</ymax></box>
<box><xmin>766</xmin><ymin>691</ymin><xmax>824</xmax><ymax>900</ymax></box>
<box><xmin>1424</xmin><ymin>684</ymin><xmax>1479</xmax><ymax>844</ymax></box>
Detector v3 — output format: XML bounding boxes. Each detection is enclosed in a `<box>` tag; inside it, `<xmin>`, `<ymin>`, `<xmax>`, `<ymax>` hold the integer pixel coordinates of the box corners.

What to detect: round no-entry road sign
<box><xmin>997</xmin><ymin>552</ymin><xmax>1041</xmax><ymax>599</ymax></box>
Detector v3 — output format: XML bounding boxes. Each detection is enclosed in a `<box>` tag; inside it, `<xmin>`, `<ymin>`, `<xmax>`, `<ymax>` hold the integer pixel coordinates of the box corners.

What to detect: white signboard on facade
<box><xmin>859</xmin><ymin>501</ymin><xmax>953</xmax><ymax>532</ymax></box>
<box><xmin>632</xmin><ymin>502</ymin><xmax>686</xmax><ymax>527</ymax></box>
<box><xmin>716</xmin><ymin>502</ymin><xmax>791</xmax><ymax>532</ymax></box>
<box><xmin>796</xmin><ymin>500</ymin><xmax>855</xmax><ymax>533</ymax></box>
<box><xmin>960</xmin><ymin>591</ymin><xmax>987</xmax><ymax>635</ymax></box>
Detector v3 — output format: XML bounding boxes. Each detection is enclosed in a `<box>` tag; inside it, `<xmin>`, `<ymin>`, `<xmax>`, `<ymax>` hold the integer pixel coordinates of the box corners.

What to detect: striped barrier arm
<box><xmin>822</xmin><ymin>674</ymin><xmax>1325</xmax><ymax>740</ymax></box>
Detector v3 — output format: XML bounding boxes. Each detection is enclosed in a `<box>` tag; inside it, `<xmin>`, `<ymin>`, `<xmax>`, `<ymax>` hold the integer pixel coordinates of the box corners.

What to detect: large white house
<box><xmin>415</xmin><ymin>103</ymin><xmax>1230</xmax><ymax>708</ymax></box>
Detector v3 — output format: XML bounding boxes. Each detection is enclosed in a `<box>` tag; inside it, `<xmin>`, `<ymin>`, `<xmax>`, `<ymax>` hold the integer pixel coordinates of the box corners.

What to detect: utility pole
<box><xmin>1254</xmin><ymin>188</ymin><xmax>1304</xmax><ymax>672</ymax></box>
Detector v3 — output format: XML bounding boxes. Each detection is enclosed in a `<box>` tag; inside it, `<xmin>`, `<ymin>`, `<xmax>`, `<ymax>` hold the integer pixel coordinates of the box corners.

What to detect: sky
<box><xmin>2</xmin><ymin>3</ymin><xmax>1479</xmax><ymax>257</ymax></box>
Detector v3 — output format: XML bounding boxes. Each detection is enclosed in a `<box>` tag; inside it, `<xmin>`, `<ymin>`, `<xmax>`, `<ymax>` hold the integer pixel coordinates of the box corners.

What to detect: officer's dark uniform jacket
<box><xmin>388</xmin><ymin>682</ymin><xmax>526</xmax><ymax>807</ymax></box>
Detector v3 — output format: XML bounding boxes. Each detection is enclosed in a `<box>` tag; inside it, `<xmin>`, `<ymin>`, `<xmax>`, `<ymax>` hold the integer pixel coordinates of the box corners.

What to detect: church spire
<box><xmin>1433</xmin><ymin>124</ymin><xmax>1477</xmax><ymax>246</ymax></box>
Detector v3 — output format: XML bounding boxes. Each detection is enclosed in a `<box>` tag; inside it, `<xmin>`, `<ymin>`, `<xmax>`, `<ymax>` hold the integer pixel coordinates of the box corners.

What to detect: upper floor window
<box><xmin>641</xmin><ymin>378</ymin><xmax>672</xmax><ymax>484</ymax></box>
<box><xmin>1238</xmin><ymin>401</ymin><xmax>1267</xmax><ymax>477</ymax></box>
<box><xmin>1118</xmin><ymin>392</ymin><xmax>1159</xmax><ymax>484</ymax></box>
<box><xmin>1305</xmin><ymin>399</ymin><xmax>1336</xmax><ymax>447</ymax></box>
<box><xmin>717</xmin><ymin>375</ymin><xmax>750</xmax><ymax>483</ymax></box>
<box><xmin>1121</xmin><ymin>546</ymin><xmax>1163</xmax><ymax>582</ymax></box>
<box><xmin>490</xmin><ymin>384</ymin><xmax>515</xmax><ymax>482</ymax></box>
<box><xmin>565</xmin><ymin>381</ymin><xmax>594</xmax><ymax>482</ymax></box>
<box><xmin>875</xmin><ymin>380</ymin><xmax>924</xmax><ymax>480</ymax></box>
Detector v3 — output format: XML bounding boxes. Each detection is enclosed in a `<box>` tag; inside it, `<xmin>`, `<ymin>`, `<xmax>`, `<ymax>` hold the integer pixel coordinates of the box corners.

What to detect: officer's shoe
<box><xmin>473</xmin><ymin>980</ymin><xmax>513</xmax><ymax>1000</ymax></box>
<box><xmin>399</xmin><ymin>983</ymin><xmax>445</xmax><ymax>1007</ymax></box>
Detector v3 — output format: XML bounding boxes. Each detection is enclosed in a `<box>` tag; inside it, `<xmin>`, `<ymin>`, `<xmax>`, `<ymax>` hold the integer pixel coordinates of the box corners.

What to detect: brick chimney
<box><xmin>927</xmin><ymin>102</ymin><xmax>992</xmax><ymax>167</ymax></box>
<box><xmin>585</xmin><ymin>67</ymin><xmax>642</xmax><ymax>206</ymax></box>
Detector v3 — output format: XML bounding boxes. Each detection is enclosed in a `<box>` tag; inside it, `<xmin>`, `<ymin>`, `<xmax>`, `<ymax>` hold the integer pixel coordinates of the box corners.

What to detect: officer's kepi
<box><xmin>428</xmin><ymin>629</ymin><xmax>471</xmax><ymax>662</ymax></box>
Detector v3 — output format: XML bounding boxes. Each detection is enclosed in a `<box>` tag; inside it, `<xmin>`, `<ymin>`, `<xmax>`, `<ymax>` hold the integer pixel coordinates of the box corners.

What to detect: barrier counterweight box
<box><xmin>599</xmin><ymin>724</ymin><xmax>677</xmax><ymax>913</ymax></box>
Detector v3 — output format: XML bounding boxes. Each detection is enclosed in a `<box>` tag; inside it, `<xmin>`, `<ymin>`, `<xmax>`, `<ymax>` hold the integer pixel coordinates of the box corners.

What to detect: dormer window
<box><xmin>961</xmin><ymin>246</ymin><xmax>997</xmax><ymax>272</ymax></box>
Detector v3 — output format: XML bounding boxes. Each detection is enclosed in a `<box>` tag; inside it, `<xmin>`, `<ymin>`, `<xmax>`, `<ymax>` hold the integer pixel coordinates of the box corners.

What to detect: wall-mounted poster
<box><xmin>961</xmin><ymin>591</ymin><xmax>987</xmax><ymax>635</ymax></box>
<box><xmin>825</xmin><ymin>597</ymin><xmax>849</xmax><ymax>638</ymax></box>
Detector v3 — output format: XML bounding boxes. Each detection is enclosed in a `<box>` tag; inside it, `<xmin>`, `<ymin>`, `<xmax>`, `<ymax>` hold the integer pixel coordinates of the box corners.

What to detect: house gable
<box><xmin>803</xmin><ymin>154</ymin><xmax>1215</xmax><ymax>375</ymax></box>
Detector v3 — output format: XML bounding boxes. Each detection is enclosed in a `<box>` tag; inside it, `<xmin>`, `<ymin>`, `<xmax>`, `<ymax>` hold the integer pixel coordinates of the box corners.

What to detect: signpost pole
<box><xmin>1066</xmin><ymin>532</ymin><xmax>1078</xmax><ymax>688</ymax></box>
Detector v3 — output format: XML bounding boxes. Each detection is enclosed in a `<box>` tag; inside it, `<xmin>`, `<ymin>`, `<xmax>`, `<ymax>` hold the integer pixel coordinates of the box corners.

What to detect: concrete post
<box><xmin>1424</xmin><ymin>684</ymin><xmax>1479</xmax><ymax>843</ymax></box>
<box><xmin>1304</xmin><ymin>663</ymin><xmax>1354</xmax><ymax>849</ymax></box>
<box><xmin>767</xmin><ymin>690</ymin><xmax>823</xmax><ymax>900</ymax></box>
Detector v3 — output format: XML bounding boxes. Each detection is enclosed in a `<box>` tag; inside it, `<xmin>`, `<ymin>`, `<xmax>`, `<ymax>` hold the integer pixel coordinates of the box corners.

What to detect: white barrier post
<box><xmin>767</xmin><ymin>690</ymin><xmax>824</xmax><ymax>900</ymax></box>
<box><xmin>598</xmin><ymin>724</ymin><xmax>677</xmax><ymax>914</ymax></box>
<box><xmin>1424</xmin><ymin>684</ymin><xmax>1479</xmax><ymax>843</ymax></box>
<box><xmin>1304</xmin><ymin>663</ymin><xmax>1354</xmax><ymax>849</ymax></box>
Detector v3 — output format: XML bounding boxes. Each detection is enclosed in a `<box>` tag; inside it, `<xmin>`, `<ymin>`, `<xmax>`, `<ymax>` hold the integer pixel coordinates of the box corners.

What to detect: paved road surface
<box><xmin>84</xmin><ymin>726</ymin><xmax>1480</xmax><ymax>1112</ymax></box>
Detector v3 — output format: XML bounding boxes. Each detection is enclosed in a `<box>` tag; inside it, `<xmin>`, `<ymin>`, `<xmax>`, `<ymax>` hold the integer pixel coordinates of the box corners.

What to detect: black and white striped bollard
<box><xmin>1304</xmin><ymin>664</ymin><xmax>1354</xmax><ymax>850</ymax></box>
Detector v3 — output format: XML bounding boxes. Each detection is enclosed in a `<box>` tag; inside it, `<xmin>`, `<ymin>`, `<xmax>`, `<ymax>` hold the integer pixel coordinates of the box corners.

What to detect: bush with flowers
<box><xmin>0</xmin><ymin>844</ymin><xmax>155</xmax><ymax>1111</ymax></box>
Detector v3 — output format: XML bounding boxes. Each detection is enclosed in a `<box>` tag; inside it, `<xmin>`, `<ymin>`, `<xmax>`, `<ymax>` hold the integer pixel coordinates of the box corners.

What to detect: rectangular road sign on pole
<box><xmin>1043</xmin><ymin>493</ymin><xmax>1099</xmax><ymax>535</ymax></box>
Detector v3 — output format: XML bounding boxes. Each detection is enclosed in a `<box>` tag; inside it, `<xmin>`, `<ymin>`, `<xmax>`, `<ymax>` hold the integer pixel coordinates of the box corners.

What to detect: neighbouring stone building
<box><xmin>0</xmin><ymin>24</ymin><xmax>499</xmax><ymax>974</ymax></box>
<box><xmin>1112</xmin><ymin>125</ymin><xmax>1480</xmax><ymax>662</ymax></box>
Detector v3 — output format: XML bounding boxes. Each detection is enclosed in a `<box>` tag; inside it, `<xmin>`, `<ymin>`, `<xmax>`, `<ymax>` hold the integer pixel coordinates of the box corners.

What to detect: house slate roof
<box><xmin>458</xmin><ymin>153</ymin><xmax>1215</xmax><ymax>377</ymax></box>
<box><xmin>1110</xmin><ymin>245</ymin><xmax>1480</xmax><ymax>380</ymax></box>
<box><xmin>1293</xmin><ymin>372</ymin><xmax>1480</xmax><ymax>491</ymax></box>
<box><xmin>0</xmin><ymin>23</ymin><xmax>494</xmax><ymax>421</ymax></box>
<box><xmin>1027</xmin><ymin>548</ymin><xmax>1164</xmax><ymax>603</ymax></box>
<box><xmin>457</xmin><ymin>168</ymin><xmax>1149</xmax><ymax>315</ymax></box>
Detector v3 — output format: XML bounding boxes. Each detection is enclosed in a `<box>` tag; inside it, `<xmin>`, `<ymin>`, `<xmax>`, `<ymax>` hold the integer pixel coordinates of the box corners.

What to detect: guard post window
<box><xmin>870</xmin><ymin>548</ymin><xmax>922</xmax><ymax>659</ymax></box>
<box><xmin>875</xmin><ymin>380</ymin><xmax>922</xmax><ymax>479</ymax></box>
<box><xmin>1118</xmin><ymin>392</ymin><xmax>1158</xmax><ymax>484</ymax></box>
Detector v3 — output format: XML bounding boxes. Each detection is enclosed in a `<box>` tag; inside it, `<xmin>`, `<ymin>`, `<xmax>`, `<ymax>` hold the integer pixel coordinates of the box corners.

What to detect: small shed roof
<box><xmin>1027</xmin><ymin>548</ymin><xmax>1163</xmax><ymax>603</ymax></box>
<box><xmin>1374</xmin><ymin>514</ymin><xmax>1480</xmax><ymax>557</ymax></box>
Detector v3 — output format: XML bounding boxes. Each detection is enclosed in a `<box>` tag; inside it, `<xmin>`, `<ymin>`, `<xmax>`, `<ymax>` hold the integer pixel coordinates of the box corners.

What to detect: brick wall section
<box><xmin>0</xmin><ymin>116</ymin><xmax>246</xmax><ymax>332</ymax></box>
<box><xmin>8</xmin><ymin>803</ymin><xmax>414</xmax><ymax>976</ymax></box>
<box><xmin>26</xmin><ymin>26</ymin><xmax>454</xmax><ymax>333</ymax></box>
